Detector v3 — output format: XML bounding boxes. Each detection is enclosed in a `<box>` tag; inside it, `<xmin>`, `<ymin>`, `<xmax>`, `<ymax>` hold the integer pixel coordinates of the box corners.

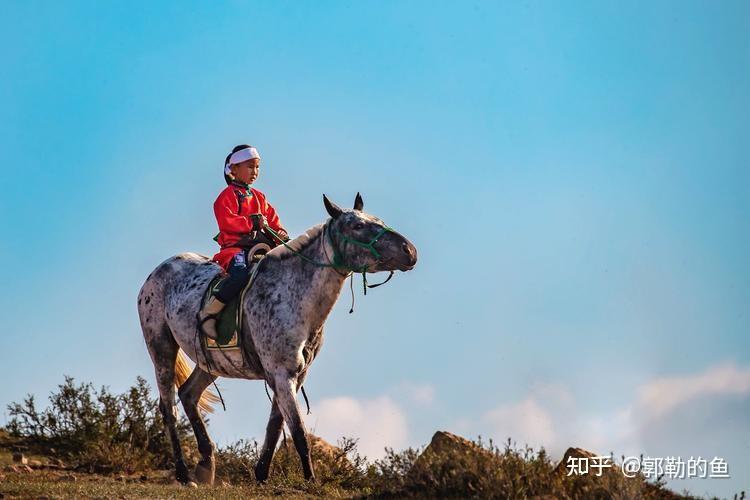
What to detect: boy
<box><xmin>199</xmin><ymin>144</ymin><xmax>289</xmax><ymax>340</ymax></box>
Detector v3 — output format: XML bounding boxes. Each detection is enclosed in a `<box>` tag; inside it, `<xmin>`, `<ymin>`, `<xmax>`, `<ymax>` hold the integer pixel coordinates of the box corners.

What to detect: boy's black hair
<box><xmin>224</xmin><ymin>144</ymin><xmax>253</xmax><ymax>185</ymax></box>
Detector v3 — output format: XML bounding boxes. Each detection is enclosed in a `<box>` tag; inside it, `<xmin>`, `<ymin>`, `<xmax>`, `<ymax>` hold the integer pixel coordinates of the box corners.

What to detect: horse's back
<box><xmin>138</xmin><ymin>253</ymin><xmax>220</xmax><ymax>327</ymax></box>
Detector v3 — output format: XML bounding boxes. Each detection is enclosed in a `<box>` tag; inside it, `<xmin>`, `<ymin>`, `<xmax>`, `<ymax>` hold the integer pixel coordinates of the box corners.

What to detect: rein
<box><xmin>264</xmin><ymin>222</ymin><xmax>396</xmax><ymax>312</ymax></box>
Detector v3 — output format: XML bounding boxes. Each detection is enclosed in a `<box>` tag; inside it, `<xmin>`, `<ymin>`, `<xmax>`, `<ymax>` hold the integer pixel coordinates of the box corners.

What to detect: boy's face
<box><xmin>231</xmin><ymin>158</ymin><xmax>260</xmax><ymax>185</ymax></box>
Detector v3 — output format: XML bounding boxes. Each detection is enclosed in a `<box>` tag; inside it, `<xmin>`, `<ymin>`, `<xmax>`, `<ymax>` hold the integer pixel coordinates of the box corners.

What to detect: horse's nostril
<box><xmin>401</xmin><ymin>243</ymin><xmax>411</xmax><ymax>254</ymax></box>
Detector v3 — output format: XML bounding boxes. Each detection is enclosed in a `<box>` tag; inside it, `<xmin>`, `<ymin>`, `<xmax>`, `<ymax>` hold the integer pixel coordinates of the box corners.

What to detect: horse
<box><xmin>137</xmin><ymin>193</ymin><xmax>417</xmax><ymax>485</ymax></box>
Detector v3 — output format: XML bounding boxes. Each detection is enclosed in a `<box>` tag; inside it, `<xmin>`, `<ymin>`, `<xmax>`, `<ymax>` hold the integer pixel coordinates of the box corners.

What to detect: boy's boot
<box><xmin>198</xmin><ymin>296</ymin><xmax>225</xmax><ymax>340</ymax></box>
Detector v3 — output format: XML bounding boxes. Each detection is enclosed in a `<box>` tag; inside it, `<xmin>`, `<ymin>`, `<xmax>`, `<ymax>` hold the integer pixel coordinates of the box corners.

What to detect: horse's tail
<box><xmin>174</xmin><ymin>349</ymin><xmax>220</xmax><ymax>413</ymax></box>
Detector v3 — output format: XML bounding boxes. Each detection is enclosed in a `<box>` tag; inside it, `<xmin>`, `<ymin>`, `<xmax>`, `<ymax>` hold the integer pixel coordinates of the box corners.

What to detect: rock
<box><xmin>406</xmin><ymin>431</ymin><xmax>502</xmax><ymax>493</ymax></box>
<box><xmin>425</xmin><ymin>431</ymin><xmax>491</xmax><ymax>456</ymax></box>
<box><xmin>49</xmin><ymin>458</ymin><xmax>66</xmax><ymax>468</ymax></box>
<box><xmin>3</xmin><ymin>465</ymin><xmax>19</xmax><ymax>473</ymax></box>
<box><xmin>12</xmin><ymin>453</ymin><xmax>28</xmax><ymax>465</ymax></box>
<box><xmin>414</xmin><ymin>430</ymin><xmax>496</xmax><ymax>467</ymax></box>
<box><xmin>20</xmin><ymin>465</ymin><xmax>34</xmax><ymax>473</ymax></box>
<box><xmin>186</xmin><ymin>481</ymin><xmax>198</xmax><ymax>488</ymax></box>
<box><xmin>28</xmin><ymin>459</ymin><xmax>43</xmax><ymax>468</ymax></box>
<box><xmin>409</xmin><ymin>430</ymin><xmax>499</xmax><ymax>481</ymax></box>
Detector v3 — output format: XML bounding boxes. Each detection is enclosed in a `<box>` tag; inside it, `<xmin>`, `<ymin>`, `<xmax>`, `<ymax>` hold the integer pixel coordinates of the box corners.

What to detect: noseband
<box><xmin>328</xmin><ymin>224</ymin><xmax>393</xmax><ymax>270</ymax></box>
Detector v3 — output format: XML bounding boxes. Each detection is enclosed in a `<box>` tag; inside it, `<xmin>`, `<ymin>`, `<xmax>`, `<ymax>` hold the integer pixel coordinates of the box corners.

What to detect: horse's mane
<box><xmin>266</xmin><ymin>222</ymin><xmax>326</xmax><ymax>261</ymax></box>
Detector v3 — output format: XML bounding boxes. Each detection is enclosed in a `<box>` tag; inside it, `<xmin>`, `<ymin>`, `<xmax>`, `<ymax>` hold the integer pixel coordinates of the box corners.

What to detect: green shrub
<box><xmin>215</xmin><ymin>435</ymin><xmax>371</xmax><ymax>496</ymax></box>
<box><xmin>215</xmin><ymin>438</ymin><xmax>259</xmax><ymax>483</ymax></box>
<box><xmin>6</xmin><ymin>376</ymin><xmax>195</xmax><ymax>473</ymax></box>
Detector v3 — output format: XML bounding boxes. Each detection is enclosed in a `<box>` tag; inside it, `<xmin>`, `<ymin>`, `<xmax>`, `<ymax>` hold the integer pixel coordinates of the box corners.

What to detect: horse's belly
<box><xmin>176</xmin><ymin>339</ymin><xmax>264</xmax><ymax>380</ymax></box>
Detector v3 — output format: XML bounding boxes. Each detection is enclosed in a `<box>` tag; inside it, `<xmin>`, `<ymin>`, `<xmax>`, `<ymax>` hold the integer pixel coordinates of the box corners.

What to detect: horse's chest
<box><xmin>246</xmin><ymin>271</ymin><xmax>337</xmax><ymax>373</ymax></box>
<box><xmin>250</xmin><ymin>321</ymin><xmax>323</xmax><ymax>373</ymax></box>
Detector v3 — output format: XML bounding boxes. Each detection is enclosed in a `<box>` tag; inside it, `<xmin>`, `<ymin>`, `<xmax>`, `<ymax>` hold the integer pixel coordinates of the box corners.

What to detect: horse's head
<box><xmin>324</xmin><ymin>193</ymin><xmax>418</xmax><ymax>273</ymax></box>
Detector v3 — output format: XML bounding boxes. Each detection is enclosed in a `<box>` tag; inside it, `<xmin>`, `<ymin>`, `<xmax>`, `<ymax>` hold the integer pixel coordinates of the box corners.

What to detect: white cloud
<box><xmin>303</xmin><ymin>395</ymin><xmax>408</xmax><ymax>460</ymax></box>
<box><xmin>479</xmin><ymin>382</ymin><xmax>603</xmax><ymax>455</ymax></box>
<box><xmin>484</xmin><ymin>396</ymin><xmax>556</xmax><ymax>450</ymax></box>
<box><xmin>477</xmin><ymin>362</ymin><xmax>750</xmax><ymax>460</ymax></box>
<box><xmin>634</xmin><ymin>362</ymin><xmax>750</xmax><ymax>422</ymax></box>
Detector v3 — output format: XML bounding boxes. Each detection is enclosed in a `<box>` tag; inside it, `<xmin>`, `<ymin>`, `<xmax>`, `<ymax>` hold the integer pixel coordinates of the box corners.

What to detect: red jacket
<box><xmin>212</xmin><ymin>182</ymin><xmax>286</xmax><ymax>270</ymax></box>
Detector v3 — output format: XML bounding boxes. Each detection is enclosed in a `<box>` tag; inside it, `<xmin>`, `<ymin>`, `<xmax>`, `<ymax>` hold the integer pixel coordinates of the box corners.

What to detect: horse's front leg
<box><xmin>271</xmin><ymin>371</ymin><xmax>316</xmax><ymax>482</ymax></box>
<box><xmin>254</xmin><ymin>397</ymin><xmax>283</xmax><ymax>482</ymax></box>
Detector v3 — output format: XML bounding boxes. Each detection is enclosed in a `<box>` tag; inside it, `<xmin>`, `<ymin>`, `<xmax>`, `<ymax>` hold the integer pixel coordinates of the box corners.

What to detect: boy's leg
<box><xmin>199</xmin><ymin>251</ymin><xmax>250</xmax><ymax>340</ymax></box>
<box><xmin>214</xmin><ymin>251</ymin><xmax>251</xmax><ymax>303</ymax></box>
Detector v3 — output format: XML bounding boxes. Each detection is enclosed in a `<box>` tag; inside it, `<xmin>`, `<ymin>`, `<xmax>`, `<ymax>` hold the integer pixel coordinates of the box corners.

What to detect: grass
<box><xmin>3</xmin><ymin>376</ymin><xmax>738</xmax><ymax>499</ymax></box>
<box><xmin>0</xmin><ymin>469</ymin><xmax>319</xmax><ymax>499</ymax></box>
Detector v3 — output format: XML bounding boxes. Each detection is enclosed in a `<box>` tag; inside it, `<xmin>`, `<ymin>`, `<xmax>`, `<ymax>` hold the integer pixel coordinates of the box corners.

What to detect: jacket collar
<box><xmin>230</xmin><ymin>180</ymin><xmax>253</xmax><ymax>192</ymax></box>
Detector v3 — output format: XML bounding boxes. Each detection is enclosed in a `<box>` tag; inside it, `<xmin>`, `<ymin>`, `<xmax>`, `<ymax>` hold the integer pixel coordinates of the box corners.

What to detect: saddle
<box><xmin>200</xmin><ymin>233</ymin><xmax>272</xmax><ymax>350</ymax></box>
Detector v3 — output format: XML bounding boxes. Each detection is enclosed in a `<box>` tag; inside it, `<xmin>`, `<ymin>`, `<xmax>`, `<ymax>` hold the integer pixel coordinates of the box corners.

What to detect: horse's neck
<box><xmin>270</xmin><ymin>224</ymin><xmax>349</xmax><ymax>327</ymax></box>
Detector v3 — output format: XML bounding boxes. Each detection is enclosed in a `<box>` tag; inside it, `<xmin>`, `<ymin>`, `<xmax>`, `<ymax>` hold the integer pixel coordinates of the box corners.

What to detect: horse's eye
<box><xmin>354</xmin><ymin>222</ymin><xmax>365</xmax><ymax>230</ymax></box>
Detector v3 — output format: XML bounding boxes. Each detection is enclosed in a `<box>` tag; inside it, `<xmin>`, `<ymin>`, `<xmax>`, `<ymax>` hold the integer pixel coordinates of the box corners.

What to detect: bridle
<box><xmin>265</xmin><ymin>220</ymin><xmax>396</xmax><ymax>310</ymax></box>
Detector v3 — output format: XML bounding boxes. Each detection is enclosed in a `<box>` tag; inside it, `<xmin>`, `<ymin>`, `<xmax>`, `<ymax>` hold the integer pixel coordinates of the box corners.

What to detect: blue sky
<box><xmin>1</xmin><ymin>1</ymin><xmax>748</xmax><ymax>496</ymax></box>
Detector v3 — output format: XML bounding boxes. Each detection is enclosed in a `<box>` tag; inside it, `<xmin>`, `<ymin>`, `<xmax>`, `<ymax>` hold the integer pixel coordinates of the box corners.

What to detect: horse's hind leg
<box><xmin>142</xmin><ymin>321</ymin><xmax>191</xmax><ymax>484</ymax></box>
<box><xmin>271</xmin><ymin>372</ymin><xmax>315</xmax><ymax>481</ymax></box>
<box><xmin>178</xmin><ymin>367</ymin><xmax>217</xmax><ymax>485</ymax></box>
<box><xmin>254</xmin><ymin>397</ymin><xmax>283</xmax><ymax>482</ymax></box>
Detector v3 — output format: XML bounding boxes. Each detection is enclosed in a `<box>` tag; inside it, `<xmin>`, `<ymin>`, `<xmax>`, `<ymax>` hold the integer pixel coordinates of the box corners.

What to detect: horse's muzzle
<box><xmin>395</xmin><ymin>240</ymin><xmax>418</xmax><ymax>271</ymax></box>
<box><xmin>377</xmin><ymin>230</ymin><xmax>417</xmax><ymax>272</ymax></box>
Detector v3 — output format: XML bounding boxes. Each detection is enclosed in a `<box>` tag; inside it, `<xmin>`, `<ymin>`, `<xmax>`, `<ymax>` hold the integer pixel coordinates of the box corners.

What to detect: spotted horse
<box><xmin>137</xmin><ymin>193</ymin><xmax>418</xmax><ymax>485</ymax></box>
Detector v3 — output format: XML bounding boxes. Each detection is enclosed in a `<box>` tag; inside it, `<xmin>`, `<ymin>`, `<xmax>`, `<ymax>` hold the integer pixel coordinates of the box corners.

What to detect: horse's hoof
<box><xmin>171</xmin><ymin>480</ymin><xmax>196</xmax><ymax>487</ymax></box>
<box><xmin>194</xmin><ymin>460</ymin><xmax>215</xmax><ymax>486</ymax></box>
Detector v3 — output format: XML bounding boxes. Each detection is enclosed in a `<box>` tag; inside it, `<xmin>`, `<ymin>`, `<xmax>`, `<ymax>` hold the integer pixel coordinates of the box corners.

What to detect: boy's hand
<box><xmin>275</xmin><ymin>228</ymin><xmax>290</xmax><ymax>242</ymax></box>
<box><xmin>249</xmin><ymin>214</ymin><xmax>268</xmax><ymax>231</ymax></box>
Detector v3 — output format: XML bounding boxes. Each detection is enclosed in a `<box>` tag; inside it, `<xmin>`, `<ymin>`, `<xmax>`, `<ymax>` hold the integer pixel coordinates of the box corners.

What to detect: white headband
<box><xmin>224</xmin><ymin>147</ymin><xmax>261</xmax><ymax>175</ymax></box>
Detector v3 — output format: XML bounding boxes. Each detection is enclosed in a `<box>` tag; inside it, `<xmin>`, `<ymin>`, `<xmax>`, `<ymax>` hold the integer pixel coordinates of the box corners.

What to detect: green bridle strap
<box><xmin>333</xmin><ymin>226</ymin><xmax>394</xmax><ymax>260</ymax></box>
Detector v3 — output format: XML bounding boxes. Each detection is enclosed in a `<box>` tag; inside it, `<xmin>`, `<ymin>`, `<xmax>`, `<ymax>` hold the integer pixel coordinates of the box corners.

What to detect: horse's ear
<box><xmin>353</xmin><ymin>192</ymin><xmax>364</xmax><ymax>211</ymax></box>
<box><xmin>323</xmin><ymin>194</ymin><xmax>343</xmax><ymax>219</ymax></box>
